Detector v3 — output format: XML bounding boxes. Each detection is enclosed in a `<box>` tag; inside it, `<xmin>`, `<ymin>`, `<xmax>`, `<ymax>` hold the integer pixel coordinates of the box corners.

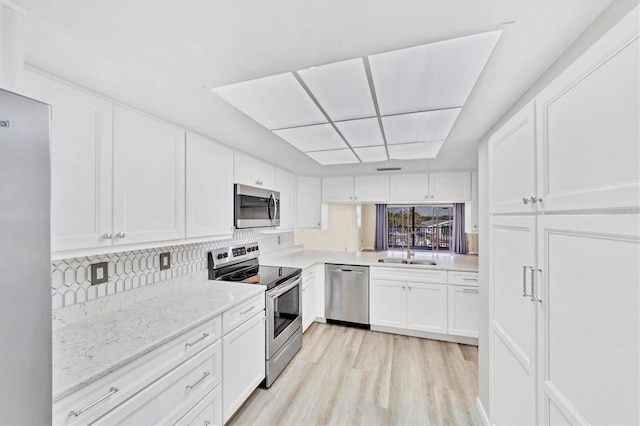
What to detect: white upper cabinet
<box><xmin>322</xmin><ymin>176</ymin><xmax>354</xmax><ymax>203</ymax></box>
<box><xmin>186</xmin><ymin>133</ymin><xmax>233</xmax><ymax>238</ymax></box>
<box><xmin>296</xmin><ymin>176</ymin><xmax>322</xmax><ymax>228</ymax></box>
<box><xmin>322</xmin><ymin>175</ymin><xmax>390</xmax><ymax>203</ymax></box>
<box><xmin>535</xmin><ymin>14</ymin><xmax>639</xmax><ymax>212</ymax></box>
<box><xmin>489</xmin><ymin>102</ymin><xmax>537</xmax><ymax>214</ymax></box>
<box><xmin>113</xmin><ymin>107</ymin><xmax>185</xmax><ymax>245</ymax></box>
<box><xmin>389</xmin><ymin>173</ymin><xmax>429</xmax><ymax>202</ymax></box>
<box><xmin>428</xmin><ymin>172</ymin><xmax>471</xmax><ymax>201</ymax></box>
<box><xmin>23</xmin><ymin>70</ymin><xmax>114</xmax><ymax>252</ymax></box>
<box><xmin>275</xmin><ymin>167</ymin><xmax>295</xmax><ymax>230</ymax></box>
<box><xmin>354</xmin><ymin>175</ymin><xmax>390</xmax><ymax>203</ymax></box>
<box><xmin>234</xmin><ymin>151</ymin><xmax>276</xmax><ymax>190</ymax></box>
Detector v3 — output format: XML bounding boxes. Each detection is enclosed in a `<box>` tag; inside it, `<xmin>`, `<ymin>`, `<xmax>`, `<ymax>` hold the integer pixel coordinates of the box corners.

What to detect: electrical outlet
<box><xmin>90</xmin><ymin>262</ymin><xmax>108</xmax><ymax>285</ymax></box>
<box><xmin>160</xmin><ymin>252</ymin><xmax>171</xmax><ymax>270</ymax></box>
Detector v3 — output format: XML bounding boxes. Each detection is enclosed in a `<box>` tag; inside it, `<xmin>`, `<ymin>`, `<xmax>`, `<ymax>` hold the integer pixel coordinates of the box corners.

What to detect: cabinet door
<box><xmin>369</xmin><ymin>279</ymin><xmax>406</xmax><ymax>328</ymax></box>
<box><xmin>275</xmin><ymin>168</ymin><xmax>295</xmax><ymax>230</ymax></box>
<box><xmin>354</xmin><ymin>175</ymin><xmax>390</xmax><ymax>203</ymax></box>
<box><xmin>406</xmin><ymin>282</ymin><xmax>447</xmax><ymax>334</ymax></box>
<box><xmin>428</xmin><ymin>172</ymin><xmax>471</xmax><ymax>202</ymax></box>
<box><xmin>489</xmin><ymin>215</ymin><xmax>537</xmax><ymax>425</ymax></box>
<box><xmin>389</xmin><ymin>173</ymin><xmax>429</xmax><ymax>202</ymax></box>
<box><xmin>447</xmin><ymin>285</ymin><xmax>479</xmax><ymax>338</ymax></box>
<box><xmin>186</xmin><ymin>133</ymin><xmax>233</xmax><ymax>238</ymax></box>
<box><xmin>302</xmin><ymin>276</ymin><xmax>316</xmax><ymax>332</ymax></box>
<box><xmin>489</xmin><ymin>102</ymin><xmax>537</xmax><ymax>214</ymax></box>
<box><xmin>296</xmin><ymin>176</ymin><xmax>322</xmax><ymax>228</ymax></box>
<box><xmin>537</xmin><ymin>214</ymin><xmax>639</xmax><ymax>426</ymax></box>
<box><xmin>113</xmin><ymin>107</ymin><xmax>185</xmax><ymax>245</ymax></box>
<box><xmin>175</xmin><ymin>385</ymin><xmax>222</xmax><ymax>426</ymax></box>
<box><xmin>222</xmin><ymin>312</ymin><xmax>265</xmax><ymax>423</ymax></box>
<box><xmin>234</xmin><ymin>151</ymin><xmax>276</xmax><ymax>189</ymax></box>
<box><xmin>465</xmin><ymin>171</ymin><xmax>479</xmax><ymax>234</ymax></box>
<box><xmin>23</xmin><ymin>70</ymin><xmax>113</xmax><ymax>252</ymax></box>
<box><xmin>536</xmin><ymin>11</ymin><xmax>639</xmax><ymax>212</ymax></box>
<box><xmin>322</xmin><ymin>176</ymin><xmax>354</xmax><ymax>202</ymax></box>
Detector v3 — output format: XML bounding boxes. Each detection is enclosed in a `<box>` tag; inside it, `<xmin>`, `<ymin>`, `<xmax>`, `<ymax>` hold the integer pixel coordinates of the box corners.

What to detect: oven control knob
<box><xmin>223</xmin><ymin>253</ymin><xmax>228</xmax><ymax>258</ymax></box>
<box><xmin>254</xmin><ymin>246</ymin><xmax>259</xmax><ymax>251</ymax></box>
<box><xmin>217</xmin><ymin>254</ymin><xmax>223</xmax><ymax>259</ymax></box>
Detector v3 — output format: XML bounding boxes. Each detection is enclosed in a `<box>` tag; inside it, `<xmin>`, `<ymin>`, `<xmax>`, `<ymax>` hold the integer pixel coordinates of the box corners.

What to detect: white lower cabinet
<box><xmin>175</xmin><ymin>385</ymin><xmax>222</xmax><ymax>426</ymax></box>
<box><xmin>447</xmin><ymin>286</ymin><xmax>479</xmax><ymax>338</ymax></box>
<box><xmin>222</xmin><ymin>311</ymin><xmax>266</xmax><ymax>423</ymax></box>
<box><xmin>370</xmin><ymin>279</ymin><xmax>406</xmax><ymax>328</ymax></box>
<box><xmin>406</xmin><ymin>283</ymin><xmax>447</xmax><ymax>333</ymax></box>
<box><xmin>301</xmin><ymin>267</ymin><xmax>317</xmax><ymax>332</ymax></box>
<box><xmin>95</xmin><ymin>341</ymin><xmax>221</xmax><ymax>425</ymax></box>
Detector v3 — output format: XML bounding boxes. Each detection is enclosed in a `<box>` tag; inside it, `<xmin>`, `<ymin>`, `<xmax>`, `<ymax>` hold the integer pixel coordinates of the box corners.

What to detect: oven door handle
<box><xmin>268</xmin><ymin>276</ymin><xmax>301</xmax><ymax>299</ymax></box>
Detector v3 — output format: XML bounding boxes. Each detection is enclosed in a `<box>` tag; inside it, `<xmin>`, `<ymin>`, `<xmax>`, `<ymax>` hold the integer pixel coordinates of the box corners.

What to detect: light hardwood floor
<box><xmin>229</xmin><ymin>323</ymin><xmax>481</xmax><ymax>425</ymax></box>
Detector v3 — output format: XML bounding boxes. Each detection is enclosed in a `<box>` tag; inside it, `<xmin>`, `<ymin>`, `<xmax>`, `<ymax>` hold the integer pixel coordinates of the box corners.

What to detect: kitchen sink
<box><xmin>377</xmin><ymin>258</ymin><xmax>437</xmax><ymax>266</ymax></box>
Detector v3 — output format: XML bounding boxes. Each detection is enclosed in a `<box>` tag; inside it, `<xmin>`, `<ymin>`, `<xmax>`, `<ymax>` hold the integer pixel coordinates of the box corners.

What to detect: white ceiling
<box><xmin>16</xmin><ymin>0</ymin><xmax>612</xmax><ymax>176</ymax></box>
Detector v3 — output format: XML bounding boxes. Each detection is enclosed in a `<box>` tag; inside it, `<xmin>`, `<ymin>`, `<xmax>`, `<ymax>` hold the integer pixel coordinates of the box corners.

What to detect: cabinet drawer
<box><xmin>448</xmin><ymin>271</ymin><xmax>479</xmax><ymax>286</ymax></box>
<box><xmin>175</xmin><ymin>384</ymin><xmax>222</xmax><ymax>426</ymax></box>
<box><xmin>222</xmin><ymin>293</ymin><xmax>265</xmax><ymax>335</ymax></box>
<box><xmin>370</xmin><ymin>266</ymin><xmax>447</xmax><ymax>283</ymax></box>
<box><xmin>95</xmin><ymin>341</ymin><xmax>222</xmax><ymax>425</ymax></box>
<box><xmin>53</xmin><ymin>316</ymin><xmax>221</xmax><ymax>425</ymax></box>
<box><xmin>302</xmin><ymin>267</ymin><xmax>316</xmax><ymax>284</ymax></box>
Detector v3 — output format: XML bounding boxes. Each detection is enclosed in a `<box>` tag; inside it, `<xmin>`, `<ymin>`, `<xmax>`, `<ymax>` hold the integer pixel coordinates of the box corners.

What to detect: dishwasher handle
<box><xmin>332</xmin><ymin>269</ymin><xmax>364</xmax><ymax>274</ymax></box>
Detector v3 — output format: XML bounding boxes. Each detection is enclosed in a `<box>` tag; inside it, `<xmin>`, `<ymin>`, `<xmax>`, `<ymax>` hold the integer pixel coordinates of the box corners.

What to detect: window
<box><xmin>387</xmin><ymin>205</ymin><xmax>453</xmax><ymax>251</ymax></box>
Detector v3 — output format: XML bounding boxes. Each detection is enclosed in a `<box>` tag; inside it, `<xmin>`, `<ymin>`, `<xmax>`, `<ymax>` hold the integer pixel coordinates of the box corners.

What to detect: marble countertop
<box><xmin>261</xmin><ymin>247</ymin><xmax>479</xmax><ymax>272</ymax></box>
<box><xmin>52</xmin><ymin>272</ymin><xmax>264</xmax><ymax>402</ymax></box>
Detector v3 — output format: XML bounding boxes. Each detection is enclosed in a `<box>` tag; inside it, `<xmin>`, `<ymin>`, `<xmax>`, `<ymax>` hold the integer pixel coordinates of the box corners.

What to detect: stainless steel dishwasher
<box><xmin>325</xmin><ymin>264</ymin><xmax>370</xmax><ymax>328</ymax></box>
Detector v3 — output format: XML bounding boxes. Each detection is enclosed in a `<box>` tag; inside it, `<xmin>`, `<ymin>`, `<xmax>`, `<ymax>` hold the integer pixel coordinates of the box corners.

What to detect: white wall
<box><xmin>475</xmin><ymin>0</ymin><xmax>640</xmax><ymax>416</ymax></box>
<box><xmin>294</xmin><ymin>204</ymin><xmax>361</xmax><ymax>251</ymax></box>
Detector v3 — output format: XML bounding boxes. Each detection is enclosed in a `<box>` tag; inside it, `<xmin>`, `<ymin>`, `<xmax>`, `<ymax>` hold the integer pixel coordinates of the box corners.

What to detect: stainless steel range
<box><xmin>208</xmin><ymin>242</ymin><xmax>302</xmax><ymax>387</ymax></box>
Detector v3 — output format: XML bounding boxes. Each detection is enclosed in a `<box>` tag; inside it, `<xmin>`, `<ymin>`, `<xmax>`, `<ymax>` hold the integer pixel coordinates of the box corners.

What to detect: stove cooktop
<box><xmin>215</xmin><ymin>264</ymin><xmax>301</xmax><ymax>290</ymax></box>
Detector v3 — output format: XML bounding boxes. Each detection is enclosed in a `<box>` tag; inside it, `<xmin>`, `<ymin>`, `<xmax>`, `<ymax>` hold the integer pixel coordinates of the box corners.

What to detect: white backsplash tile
<box><xmin>51</xmin><ymin>230</ymin><xmax>294</xmax><ymax>310</ymax></box>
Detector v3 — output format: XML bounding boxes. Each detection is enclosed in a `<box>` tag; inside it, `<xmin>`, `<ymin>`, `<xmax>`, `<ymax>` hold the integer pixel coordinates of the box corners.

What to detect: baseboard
<box><xmin>370</xmin><ymin>325</ymin><xmax>479</xmax><ymax>346</ymax></box>
<box><xmin>475</xmin><ymin>397</ymin><xmax>490</xmax><ymax>425</ymax></box>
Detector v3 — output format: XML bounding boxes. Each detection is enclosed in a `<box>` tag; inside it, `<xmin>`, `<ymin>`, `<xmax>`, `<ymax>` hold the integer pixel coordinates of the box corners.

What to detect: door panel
<box><xmin>538</xmin><ymin>215</ymin><xmax>639</xmax><ymax>425</ymax></box>
<box><xmin>369</xmin><ymin>279</ymin><xmax>405</xmax><ymax>328</ymax></box>
<box><xmin>490</xmin><ymin>215</ymin><xmax>537</xmax><ymax>425</ymax></box>
<box><xmin>406</xmin><ymin>282</ymin><xmax>447</xmax><ymax>333</ymax></box>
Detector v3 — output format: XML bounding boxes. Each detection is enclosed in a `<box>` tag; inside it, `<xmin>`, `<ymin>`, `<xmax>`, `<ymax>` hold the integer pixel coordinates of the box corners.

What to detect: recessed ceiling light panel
<box><xmin>274</xmin><ymin>124</ymin><xmax>347</xmax><ymax>152</ymax></box>
<box><xmin>335</xmin><ymin>117</ymin><xmax>384</xmax><ymax>147</ymax></box>
<box><xmin>354</xmin><ymin>146</ymin><xmax>388</xmax><ymax>163</ymax></box>
<box><xmin>306</xmin><ymin>149</ymin><xmax>360</xmax><ymax>165</ymax></box>
<box><xmin>388</xmin><ymin>141</ymin><xmax>444</xmax><ymax>160</ymax></box>
<box><xmin>213</xmin><ymin>72</ymin><xmax>327</xmax><ymax>129</ymax></box>
<box><xmin>298</xmin><ymin>58</ymin><xmax>376</xmax><ymax>121</ymax></box>
<box><xmin>383</xmin><ymin>108</ymin><xmax>461</xmax><ymax>145</ymax></box>
<box><xmin>370</xmin><ymin>31</ymin><xmax>502</xmax><ymax>115</ymax></box>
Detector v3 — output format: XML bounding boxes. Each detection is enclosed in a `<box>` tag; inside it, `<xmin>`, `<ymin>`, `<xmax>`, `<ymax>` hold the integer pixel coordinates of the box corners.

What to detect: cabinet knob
<box><xmin>116</xmin><ymin>232</ymin><xmax>126</xmax><ymax>238</ymax></box>
<box><xmin>430</xmin><ymin>195</ymin><xmax>434</xmax><ymax>199</ymax></box>
<box><xmin>530</xmin><ymin>196</ymin><xmax>542</xmax><ymax>204</ymax></box>
<box><xmin>103</xmin><ymin>233</ymin><xmax>113</xmax><ymax>239</ymax></box>
<box><xmin>522</xmin><ymin>197</ymin><xmax>531</xmax><ymax>205</ymax></box>
<box><xmin>424</xmin><ymin>195</ymin><xmax>428</xmax><ymax>199</ymax></box>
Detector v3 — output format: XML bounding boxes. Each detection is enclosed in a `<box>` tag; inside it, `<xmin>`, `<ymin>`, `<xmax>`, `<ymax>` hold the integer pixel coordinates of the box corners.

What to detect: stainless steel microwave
<box><xmin>234</xmin><ymin>184</ymin><xmax>280</xmax><ymax>229</ymax></box>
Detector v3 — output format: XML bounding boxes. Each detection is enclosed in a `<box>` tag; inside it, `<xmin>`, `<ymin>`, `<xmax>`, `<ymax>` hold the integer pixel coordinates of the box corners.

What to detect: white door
<box><xmin>185</xmin><ymin>133</ymin><xmax>233</xmax><ymax>238</ymax></box>
<box><xmin>389</xmin><ymin>173</ymin><xmax>429</xmax><ymax>202</ymax></box>
<box><xmin>275</xmin><ymin>168</ymin><xmax>295</xmax><ymax>230</ymax></box>
<box><xmin>428</xmin><ymin>172</ymin><xmax>471</xmax><ymax>202</ymax></box>
<box><xmin>23</xmin><ymin>70</ymin><xmax>113</xmax><ymax>252</ymax></box>
<box><xmin>536</xmin><ymin>10</ymin><xmax>639</xmax><ymax>212</ymax></box>
<box><xmin>490</xmin><ymin>215</ymin><xmax>537</xmax><ymax>425</ymax></box>
<box><xmin>322</xmin><ymin>176</ymin><xmax>354</xmax><ymax>202</ymax></box>
<box><xmin>369</xmin><ymin>279</ymin><xmax>406</xmax><ymax>328</ymax></box>
<box><xmin>296</xmin><ymin>176</ymin><xmax>322</xmax><ymax>228</ymax></box>
<box><xmin>113</xmin><ymin>107</ymin><xmax>185</xmax><ymax>245</ymax></box>
<box><xmin>222</xmin><ymin>312</ymin><xmax>265</xmax><ymax>423</ymax></box>
<box><xmin>537</xmin><ymin>214</ymin><xmax>639</xmax><ymax>425</ymax></box>
<box><xmin>447</xmin><ymin>285</ymin><xmax>479</xmax><ymax>338</ymax></box>
<box><xmin>354</xmin><ymin>175</ymin><xmax>390</xmax><ymax>203</ymax></box>
<box><xmin>489</xmin><ymin>102</ymin><xmax>537</xmax><ymax>214</ymax></box>
<box><xmin>406</xmin><ymin>282</ymin><xmax>448</xmax><ymax>333</ymax></box>
<box><xmin>234</xmin><ymin>151</ymin><xmax>275</xmax><ymax>189</ymax></box>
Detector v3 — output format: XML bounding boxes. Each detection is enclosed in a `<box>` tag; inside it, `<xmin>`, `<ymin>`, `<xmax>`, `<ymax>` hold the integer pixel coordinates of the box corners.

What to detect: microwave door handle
<box><xmin>268</xmin><ymin>193</ymin><xmax>275</xmax><ymax>221</ymax></box>
<box><xmin>274</xmin><ymin>198</ymin><xmax>279</xmax><ymax>221</ymax></box>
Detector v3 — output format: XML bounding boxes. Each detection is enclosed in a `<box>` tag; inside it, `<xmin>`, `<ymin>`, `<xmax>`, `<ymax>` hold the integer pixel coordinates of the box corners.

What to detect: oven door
<box><xmin>234</xmin><ymin>184</ymin><xmax>280</xmax><ymax>228</ymax></box>
<box><xmin>266</xmin><ymin>274</ymin><xmax>302</xmax><ymax>359</ymax></box>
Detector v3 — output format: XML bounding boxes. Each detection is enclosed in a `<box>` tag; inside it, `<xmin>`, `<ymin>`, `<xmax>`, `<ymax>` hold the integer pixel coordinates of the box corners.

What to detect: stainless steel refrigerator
<box><xmin>0</xmin><ymin>89</ymin><xmax>52</xmax><ymax>425</ymax></box>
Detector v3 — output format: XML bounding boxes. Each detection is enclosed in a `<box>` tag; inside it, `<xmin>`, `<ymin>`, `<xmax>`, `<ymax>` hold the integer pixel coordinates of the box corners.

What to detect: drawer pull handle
<box><xmin>462</xmin><ymin>277</ymin><xmax>478</xmax><ymax>281</ymax></box>
<box><xmin>186</xmin><ymin>372</ymin><xmax>210</xmax><ymax>391</ymax></box>
<box><xmin>204</xmin><ymin>422</ymin><xmax>211</xmax><ymax>426</ymax></box>
<box><xmin>69</xmin><ymin>387</ymin><xmax>119</xmax><ymax>417</ymax></box>
<box><xmin>241</xmin><ymin>306</ymin><xmax>256</xmax><ymax>315</ymax></box>
<box><xmin>185</xmin><ymin>332</ymin><xmax>210</xmax><ymax>348</ymax></box>
<box><xmin>463</xmin><ymin>288</ymin><xmax>479</xmax><ymax>294</ymax></box>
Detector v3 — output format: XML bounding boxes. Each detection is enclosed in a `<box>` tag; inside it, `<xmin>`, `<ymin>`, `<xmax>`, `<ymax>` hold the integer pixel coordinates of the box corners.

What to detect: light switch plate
<box><xmin>160</xmin><ymin>252</ymin><xmax>171</xmax><ymax>271</ymax></box>
<box><xmin>90</xmin><ymin>262</ymin><xmax>108</xmax><ymax>285</ymax></box>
